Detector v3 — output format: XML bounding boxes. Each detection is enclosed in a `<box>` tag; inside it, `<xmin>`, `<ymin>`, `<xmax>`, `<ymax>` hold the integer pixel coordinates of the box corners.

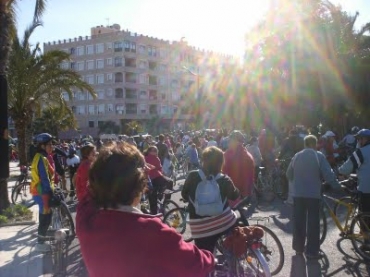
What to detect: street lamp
<box><xmin>182</xmin><ymin>66</ymin><xmax>201</xmax><ymax>129</ymax></box>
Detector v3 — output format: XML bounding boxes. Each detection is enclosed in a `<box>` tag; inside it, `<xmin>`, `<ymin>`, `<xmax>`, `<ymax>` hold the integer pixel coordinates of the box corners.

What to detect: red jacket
<box><xmin>145</xmin><ymin>154</ymin><xmax>163</xmax><ymax>180</ymax></box>
<box><xmin>222</xmin><ymin>144</ymin><xmax>255</xmax><ymax>197</ymax></box>
<box><xmin>76</xmin><ymin>194</ymin><xmax>215</xmax><ymax>277</ymax></box>
<box><xmin>75</xmin><ymin>159</ymin><xmax>90</xmax><ymax>201</ymax></box>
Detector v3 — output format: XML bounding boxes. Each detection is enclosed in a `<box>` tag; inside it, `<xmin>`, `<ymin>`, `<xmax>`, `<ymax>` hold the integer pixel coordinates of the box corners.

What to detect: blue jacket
<box><xmin>339</xmin><ymin>144</ymin><xmax>370</xmax><ymax>193</ymax></box>
<box><xmin>286</xmin><ymin>148</ymin><xmax>339</xmax><ymax>199</ymax></box>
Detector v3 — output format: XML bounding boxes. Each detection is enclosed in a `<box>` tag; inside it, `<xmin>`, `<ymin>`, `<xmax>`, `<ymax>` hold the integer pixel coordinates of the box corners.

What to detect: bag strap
<box><xmin>198</xmin><ymin>169</ymin><xmax>207</xmax><ymax>181</ymax></box>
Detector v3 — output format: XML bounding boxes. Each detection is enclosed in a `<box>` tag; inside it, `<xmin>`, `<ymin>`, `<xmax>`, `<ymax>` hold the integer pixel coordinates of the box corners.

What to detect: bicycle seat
<box><xmin>259</xmin><ymin>167</ymin><xmax>266</xmax><ymax>170</ymax></box>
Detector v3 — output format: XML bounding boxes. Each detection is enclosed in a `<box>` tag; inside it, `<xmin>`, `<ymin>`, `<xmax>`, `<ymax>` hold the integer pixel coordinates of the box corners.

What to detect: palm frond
<box><xmin>33</xmin><ymin>0</ymin><xmax>47</xmax><ymax>23</ymax></box>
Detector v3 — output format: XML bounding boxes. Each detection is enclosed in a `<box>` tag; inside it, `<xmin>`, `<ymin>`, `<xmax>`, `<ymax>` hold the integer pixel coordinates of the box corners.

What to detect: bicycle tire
<box><xmin>319</xmin><ymin>206</ymin><xmax>327</xmax><ymax>245</ymax></box>
<box><xmin>52</xmin><ymin>241</ymin><xmax>65</xmax><ymax>275</ymax></box>
<box><xmin>161</xmin><ymin>199</ymin><xmax>180</xmax><ymax>215</ymax></box>
<box><xmin>247</xmin><ymin>249</ymin><xmax>272</xmax><ymax>277</ymax></box>
<box><xmin>60</xmin><ymin>202</ymin><xmax>76</xmax><ymax>237</ymax></box>
<box><xmin>333</xmin><ymin>196</ymin><xmax>357</xmax><ymax>226</ymax></box>
<box><xmin>350</xmin><ymin>212</ymin><xmax>370</xmax><ymax>261</ymax></box>
<box><xmin>163</xmin><ymin>207</ymin><xmax>192</xmax><ymax>242</ymax></box>
<box><xmin>254</xmin><ymin>224</ymin><xmax>284</xmax><ymax>276</ymax></box>
<box><xmin>11</xmin><ymin>181</ymin><xmax>34</xmax><ymax>207</ymax></box>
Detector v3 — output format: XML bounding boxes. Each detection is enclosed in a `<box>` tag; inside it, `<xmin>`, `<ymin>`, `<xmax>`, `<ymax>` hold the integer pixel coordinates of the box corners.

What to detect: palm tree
<box><xmin>33</xmin><ymin>105</ymin><xmax>77</xmax><ymax>137</ymax></box>
<box><xmin>7</xmin><ymin>22</ymin><xmax>96</xmax><ymax>166</ymax></box>
<box><xmin>0</xmin><ymin>0</ymin><xmax>47</xmax><ymax>212</ymax></box>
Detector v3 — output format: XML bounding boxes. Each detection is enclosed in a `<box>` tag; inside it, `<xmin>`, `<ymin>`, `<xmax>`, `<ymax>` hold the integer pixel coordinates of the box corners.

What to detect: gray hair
<box><xmin>304</xmin><ymin>135</ymin><xmax>317</xmax><ymax>148</ymax></box>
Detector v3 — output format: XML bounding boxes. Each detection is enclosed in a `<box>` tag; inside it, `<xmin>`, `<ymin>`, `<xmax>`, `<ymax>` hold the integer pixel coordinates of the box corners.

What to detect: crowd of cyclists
<box><xmin>25</xmin><ymin>123</ymin><xmax>370</xmax><ymax>275</ymax></box>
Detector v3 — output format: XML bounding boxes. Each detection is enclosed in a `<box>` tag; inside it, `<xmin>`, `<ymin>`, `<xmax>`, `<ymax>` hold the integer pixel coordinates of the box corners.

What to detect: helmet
<box><xmin>323</xmin><ymin>131</ymin><xmax>335</xmax><ymax>138</ymax></box>
<box><xmin>351</xmin><ymin>126</ymin><xmax>360</xmax><ymax>134</ymax></box>
<box><xmin>354</xmin><ymin>129</ymin><xmax>370</xmax><ymax>138</ymax></box>
<box><xmin>35</xmin><ymin>133</ymin><xmax>53</xmax><ymax>144</ymax></box>
<box><xmin>229</xmin><ymin>130</ymin><xmax>245</xmax><ymax>143</ymax></box>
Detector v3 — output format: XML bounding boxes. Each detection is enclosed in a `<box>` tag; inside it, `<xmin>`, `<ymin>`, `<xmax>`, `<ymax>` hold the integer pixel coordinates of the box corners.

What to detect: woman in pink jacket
<box><xmin>76</xmin><ymin>143</ymin><xmax>214</xmax><ymax>277</ymax></box>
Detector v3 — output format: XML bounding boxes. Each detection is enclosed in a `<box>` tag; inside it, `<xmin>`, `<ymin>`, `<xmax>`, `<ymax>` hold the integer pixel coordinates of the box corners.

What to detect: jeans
<box><xmin>149</xmin><ymin>175</ymin><xmax>173</xmax><ymax>214</ymax></box>
<box><xmin>292</xmin><ymin>197</ymin><xmax>320</xmax><ymax>255</ymax></box>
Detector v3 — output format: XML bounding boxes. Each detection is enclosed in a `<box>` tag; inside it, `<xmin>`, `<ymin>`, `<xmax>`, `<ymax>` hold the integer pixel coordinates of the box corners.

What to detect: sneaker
<box><xmin>35</xmin><ymin>243</ymin><xmax>51</xmax><ymax>253</ymax></box>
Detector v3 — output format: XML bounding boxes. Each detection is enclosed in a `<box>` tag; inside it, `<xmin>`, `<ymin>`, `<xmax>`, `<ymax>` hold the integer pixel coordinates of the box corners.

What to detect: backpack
<box><xmin>190</xmin><ymin>169</ymin><xmax>226</xmax><ymax>216</ymax></box>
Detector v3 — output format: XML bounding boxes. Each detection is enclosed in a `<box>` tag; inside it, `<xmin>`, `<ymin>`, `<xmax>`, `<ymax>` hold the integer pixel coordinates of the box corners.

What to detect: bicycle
<box><xmin>140</xmin><ymin>189</ymin><xmax>180</xmax><ymax>216</ymax></box>
<box><xmin>164</xmin><ymin>197</ymin><xmax>284</xmax><ymax>276</ymax></box>
<box><xmin>11</xmin><ymin>165</ymin><xmax>35</xmax><ymax>207</ymax></box>
<box><xmin>319</xmin><ymin>183</ymin><xmax>370</xmax><ymax>261</ymax></box>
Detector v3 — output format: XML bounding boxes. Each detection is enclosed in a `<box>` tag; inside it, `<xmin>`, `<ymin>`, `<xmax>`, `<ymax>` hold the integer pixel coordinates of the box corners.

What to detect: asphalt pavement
<box><xmin>3</xmin><ymin>162</ymin><xmax>370</xmax><ymax>276</ymax></box>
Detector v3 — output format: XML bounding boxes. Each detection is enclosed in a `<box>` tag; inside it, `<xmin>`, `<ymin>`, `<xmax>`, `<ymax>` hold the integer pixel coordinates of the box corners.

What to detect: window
<box><xmin>86</xmin><ymin>45</ymin><xmax>94</xmax><ymax>55</ymax></box>
<box><xmin>87</xmin><ymin>92</ymin><xmax>94</xmax><ymax>100</ymax></box>
<box><xmin>139</xmin><ymin>104</ymin><xmax>147</xmax><ymax>114</ymax></box>
<box><xmin>97</xmin><ymin>90</ymin><xmax>105</xmax><ymax>100</ymax></box>
<box><xmin>116</xmin><ymin>104</ymin><xmax>125</xmax><ymax>114</ymax></box>
<box><xmin>172</xmin><ymin>91</ymin><xmax>180</xmax><ymax>101</ymax></box>
<box><xmin>159</xmin><ymin>64</ymin><xmax>167</xmax><ymax>72</ymax></box>
<box><xmin>149</xmin><ymin>104</ymin><xmax>158</xmax><ymax>114</ymax></box>
<box><xmin>114</xmin><ymin>57</ymin><xmax>123</xmax><ymax>67</ymax></box>
<box><xmin>149</xmin><ymin>75</ymin><xmax>157</xmax><ymax>85</ymax></box>
<box><xmin>96</xmin><ymin>59</ymin><xmax>104</xmax><ymax>69</ymax></box>
<box><xmin>60</xmin><ymin>62</ymin><xmax>69</xmax><ymax>69</ymax></box>
<box><xmin>77</xmin><ymin>61</ymin><xmax>84</xmax><ymax>71</ymax></box>
<box><xmin>171</xmin><ymin>79</ymin><xmax>179</xmax><ymax>88</ymax></box>
<box><xmin>139</xmin><ymin>91</ymin><xmax>148</xmax><ymax>100</ymax></box>
<box><xmin>87</xmin><ymin>60</ymin><xmax>94</xmax><ymax>70</ymax></box>
<box><xmin>88</xmin><ymin>105</ymin><xmax>95</xmax><ymax>115</ymax></box>
<box><xmin>78</xmin><ymin>91</ymin><xmax>86</xmax><ymax>100</ymax></box>
<box><xmin>161</xmin><ymin>92</ymin><xmax>166</xmax><ymax>100</ymax></box>
<box><xmin>115</xmin><ymin>88</ymin><xmax>124</xmax><ymax>98</ymax></box>
<box><xmin>148</xmin><ymin>46</ymin><xmax>157</xmax><ymax>57</ymax></box>
<box><xmin>97</xmin><ymin>104</ymin><xmax>105</xmax><ymax>114</ymax></box>
<box><xmin>106</xmin><ymin>88</ymin><xmax>113</xmax><ymax>97</ymax></box>
<box><xmin>114</xmin><ymin>41</ymin><xmax>123</xmax><ymax>52</ymax></box>
<box><xmin>96</xmin><ymin>74</ymin><xmax>104</xmax><ymax>84</ymax></box>
<box><xmin>139</xmin><ymin>60</ymin><xmax>147</xmax><ymax>69</ymax></box>
<box><xmin>106</xmin><ymin>42</ymin><xmax>112</xmax><ymax>49</ymax></box>
<box><xmin>139</xmin><ymin>74</ymin><xmax>147</xmax><ymax>84</ymax></box>
<box><xmin>62</xmin><ymin>92</ymin><xmax>69</xmax><ymax>101</ymax></box>
<box><xmin>149</xmin><ymin>90</ymin><xmax>157</xmax><ymax>100</ymax></box>
<box><xmin>159</xmin><ymin>48</ymin><xmax>167</xmax><ymax>58</ymax></box>
<box><xmin>106</xmin><ymin>73</ymin><xmax>113</xmax><ymax>82</ymax></box>
<box><xmin>115</xmin><ymin>72</ymin><xmax>123</xmax><ymax>83</ymax></box>
<box><xmin>148</xmin><ymin>61</ymin><xmax>157</xmax><ymax>70</ymax></box>
<box><xmin>85</xmin><ymin>75</ymin><xmax>94</xmax><ymax>84</ymax></box>
<box><xmin>70</xmin><ymin>48</ymin><xmax>76</xmax><ymax>55</ymax></box>
<box><xmin>138</xmin><ymin>45</ymin><xmax>146</xmax><ymax>55</ymax></box>
<box><xmin>70</xmin><ymin>62</ymin><xmax>76</xmax><ymax>70</ymax></box>
<box><xmin>96</xmin><ymin>43</ymin><xmax>104</xmax><ymax>53</ymax></box>
<box><xmin>124</xmin><ymin>41</ymin><xmax>136</xmax><ymax>52</ymax></box>
<box><xmin>126</xmin><ymin>104</ymin><xmax>137</xmax><ymax>115</ymax></box>
<box><xmin>88</xmin><ymin>120</ymin><xmax>95</xmax><ymax>128</ymax></box>
<box><xmin>77</xmin><ymin>105</ymin><xmax>85</xmax><ymax>115</ymax></box>
<box><xmin>76</xmin><ymin>46</ymin><xmax>84</xmax><ymax>56</ymax></box>
<box><xmin>159</xmin><ymin>76</ymin><xmax>167</xmax><ymax>86</ymax></box>
<box><xmin>106</xmin><ymin>58</ymin><xmax>113</xmax><ymax>66</ymax></box>
<box><xmin>161</xmin><ymin>105</ymin><xmax>168</xmax><ymax>115</ymax></box>
<box><xmin>125</xmin><ymin>89</ymin><xmax>137</xmax><ymax>99</ymax></box>
<box><xmin>107</xmin><ymin>103</ymin><xmax>113</xmax><ymax>112</ymax></box>
<box><xmin>98</xmin><ymin>121</ymin><xmax>105</xmax><ymax>127</ymax></box>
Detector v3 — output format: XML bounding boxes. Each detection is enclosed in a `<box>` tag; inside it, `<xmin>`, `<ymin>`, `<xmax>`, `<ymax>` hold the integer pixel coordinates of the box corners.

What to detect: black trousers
<box><xmin>292</xmin><ymin>197</ymin><xmax>320</xmax><ymax>255</ymax></box>
<box><xmin>38</xmin><ymin>213</ymin><xmax>52</xmax><ymax>243</ymax></box>
<box><xmin>359</xmin><ymin>192</ymin><xmax>370</xmax><ymax>243</ymax></box>
<box><xmin>149</xmin><ymin>175</ymin><xmax>173</xmax><ymax>214</ymax></box>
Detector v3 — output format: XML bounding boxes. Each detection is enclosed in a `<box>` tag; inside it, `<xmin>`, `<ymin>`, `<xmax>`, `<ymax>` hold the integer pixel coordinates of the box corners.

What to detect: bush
<box><xmin>0</xmin><ymin>215</ymin><xmax>8</xmax><ymax>224</ymax></box>
<box><xmin>1</xmin><ymin>205</ymin><xmax>32</xmax><ymax>220</ymax></box>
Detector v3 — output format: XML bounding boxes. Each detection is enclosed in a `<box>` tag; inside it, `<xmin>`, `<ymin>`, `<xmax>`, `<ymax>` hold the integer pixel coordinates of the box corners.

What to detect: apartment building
<box><xmin>44</xmin><ymin>24</ymin><xmax>237</xmax><ymax>138</ymax></box>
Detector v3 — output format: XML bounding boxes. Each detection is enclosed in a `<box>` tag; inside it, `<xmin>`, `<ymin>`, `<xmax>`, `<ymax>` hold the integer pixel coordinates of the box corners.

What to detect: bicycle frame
<box><xmin>322</xmin><ymin>194</ymin><xmax>355</xmax><ymax>234</ymax></box>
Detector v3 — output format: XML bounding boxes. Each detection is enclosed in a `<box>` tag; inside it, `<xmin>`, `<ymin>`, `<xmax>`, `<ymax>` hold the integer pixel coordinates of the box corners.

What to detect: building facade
<box><xmin>44</xmin><ymin>24</ymin><xmax>237</xmax><ymax>138</ymax></box>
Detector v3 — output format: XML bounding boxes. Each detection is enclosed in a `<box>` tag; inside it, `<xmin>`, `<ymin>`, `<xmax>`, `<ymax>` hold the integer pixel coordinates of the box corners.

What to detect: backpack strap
<box><xmin>198</xmin><ymin>169</ymin><xmax>207</xmax><ymax>181</ymax></box>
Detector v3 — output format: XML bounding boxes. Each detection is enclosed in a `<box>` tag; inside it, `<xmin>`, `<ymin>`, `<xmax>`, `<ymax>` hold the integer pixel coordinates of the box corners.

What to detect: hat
<box><xmin>354</xmin><ymin>129</ymin><xmax>370</xmax><ymax>138</ymax></box>
<box><xmin>323</xmin><ymin>131</ymin><xmax>335</xmax><ymax>137</ymax></box>
<box><xmin>229</xmin><ymin>130</ymin><xmax>245</xmax><ymax>143</ymax></box>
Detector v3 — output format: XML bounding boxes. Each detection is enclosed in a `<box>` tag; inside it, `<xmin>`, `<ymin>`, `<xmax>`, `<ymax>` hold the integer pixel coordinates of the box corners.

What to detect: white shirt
<box><xmin>207</xmin><ymin>140</ymin><xmax>218</xmax><ymax>147</ymax></box>
<box><xmin>66</xmin><ymin>155</ymin><xmax>80</xmax><ymax>166</ymax></box>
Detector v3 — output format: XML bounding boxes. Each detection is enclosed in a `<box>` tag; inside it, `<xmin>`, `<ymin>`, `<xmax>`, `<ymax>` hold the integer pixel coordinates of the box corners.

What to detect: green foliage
<box><xmin>0</xmin><ymin>215</ymin><xmax>8</xmax><ymax>224</ymax></box>
<box><xmin>1</xmin><ymin>204</ymin><xmax>32</xmax><ymax>219</ymax></box>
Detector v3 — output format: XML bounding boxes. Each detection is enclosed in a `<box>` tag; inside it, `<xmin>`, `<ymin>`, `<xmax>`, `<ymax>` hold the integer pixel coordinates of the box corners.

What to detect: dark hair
<box><xmin>81</xmin><ymin>143</ymin><xmax>96</xmax><ymax>159</ymax></box>
<box><xmin>144</xmin><ymin>145</ymin><xmax>158</xmax><ymax>156</ymax></box>
<box><xmin>89</xmin><ymin>143</ymin><xmax>147</xmax><ymax>208</ymax></box>
<box><xmin>202</xmin><ymin>146</ymin><xmax>224</xmax><ymax>176</ymax></box>
<box><xmin>158</xmin><ymin>134</ymin><xmax>165</xmax><ymax>142</ymax></box>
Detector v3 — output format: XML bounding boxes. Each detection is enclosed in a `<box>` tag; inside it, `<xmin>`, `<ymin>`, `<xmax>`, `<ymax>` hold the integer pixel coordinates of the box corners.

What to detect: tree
<box><xmin>0</xmin><ymin>0</ymin><xmax>47</xmax><ymax>212</ymax></box>
<box><xmin>7</xmin><ymin>22</ymin><xmax>96</xmax><ymax>166</ymax></box>
<box><xmin>33</xmin><ymin>105</ymin><xmax>77</xmax><ymax>137</ymax></box>
<box><xmin>98</xmin><ymin>120</ymin><xmax>120</xmax><ymax>135</ymax></box>
<box><xmin>122</xmin><ymin>120</ymin><xmax>143</xmax><ymax>136</ymax></box>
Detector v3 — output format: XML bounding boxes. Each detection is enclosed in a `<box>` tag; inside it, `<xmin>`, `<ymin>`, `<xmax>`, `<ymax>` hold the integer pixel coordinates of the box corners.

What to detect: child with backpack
<box><xmin>181</xmin><ymin>146</ymin><xmax>240</xmax><ymax>253</ymax></box>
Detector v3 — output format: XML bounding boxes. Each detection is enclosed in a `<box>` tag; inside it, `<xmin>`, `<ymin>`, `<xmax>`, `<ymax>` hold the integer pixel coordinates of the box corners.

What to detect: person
<box><xmin>144</xmin><ymin>146</ymin><xmax>174</xmax><ymax>215</ymax></box>
<box><xmin>320</xmin><ymin>130</ymin><xmax>339</xmax><ymax>167</ymax></box>
<box><xmin>223</xmin><ymin>131</ymin><xmax>255</xmax><ymax>204</ymax></box>
<box><xmin>52</xmin><ymin>146</ymin><xmax>68</xmax><ymax>191</ymax></box>
<box><xmin>286</xmin><ymin>135</ymin><xmax>340</xmax><ymax>259</ymax></box>
<box><xmin>156</xmin><ymin>134</ymin><xmax>169</xmax><ymax>165</ymax></box>
<box><xmin>278</xmin><ymin>129</ymin><xmax>304</xmax><ymax>160</ymax></box>
<box><xmin>75</xmin><ymin>143</ymin><xmax>96</xmax><ymax>202</ymax></box>
<box><xmin>66</xmin><ymin>147</ymin><xmax>80</xmax><ymax>197</ymax></box>
<box><xmin>182</xmin><ymin>146</ymin><xmax>239</xmax><ymax>253</ymax></box>
<box><xmin>206</xmin><ymin>136</ymin><xmax>218</xmax><ymax>147</ymax></box>
<box><xmin>187</xmin><ymin>143</ymin><xmax>200</xmax><ymax>170</ymax></box>
<box><xmin>246</xmin><ymin>137</ymin><xmax>262</xmax><ymax>168</ymax></box>
<box><xmin>76</xmin><ymin>143</ymin><xmax>215</xmax><ymax>277</ymax></box>
<box><xmin>30</xmin><ymin>133</ymin><xmax>55</xmax><ymax>252</ymax></box>
<box><xmin>338</xmin><ymin>129</ymin><xmax>370</xmax><ymax>250</ymax></box>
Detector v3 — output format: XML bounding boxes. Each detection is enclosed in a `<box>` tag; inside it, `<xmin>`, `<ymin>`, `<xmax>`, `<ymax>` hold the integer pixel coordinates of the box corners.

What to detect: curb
<box><xmin>0</xmin><ymin>220</ymin><xmax>36</xmax><ymax>227</ymax></box>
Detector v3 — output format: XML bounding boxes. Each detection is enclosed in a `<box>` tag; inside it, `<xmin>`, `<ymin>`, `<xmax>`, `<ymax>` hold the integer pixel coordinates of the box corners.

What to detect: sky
<box><xmin>16</xmin><ymin>0</ymin><xmax>370</xmax><ymax>58</ymax></box>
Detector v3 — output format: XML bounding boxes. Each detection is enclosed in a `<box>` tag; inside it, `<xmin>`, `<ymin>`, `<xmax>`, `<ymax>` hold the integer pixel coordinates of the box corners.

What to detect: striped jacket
<box><xmin>30</xmin><ymin>152</ymin><xmax>55</xmax><ymax>196</ymax></box>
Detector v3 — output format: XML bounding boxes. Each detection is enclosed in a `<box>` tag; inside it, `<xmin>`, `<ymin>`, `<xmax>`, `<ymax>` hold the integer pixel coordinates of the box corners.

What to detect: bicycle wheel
<box><xmin>333</xmin><ymin>196</ymin><xmax>357</xmax><ymax>227</ymax></box>
<box><xmin>60</xmin><ymin>202</ymin><xmax>75</xmax><ymax>236</ymax></box>
<box><xmin>163</xmin><ymin>207</ymin><xmax>192</xmax><ymax>242</ymax></box>
<box><xmin>52</xmin><ymin>241</ymin><xmax>65</xmax><ymax>275</ymax></box>
<box><xmin>160</xmin><ymin>199</ymin><xmax>180</xmax><ymax>215</ymax></box>
<box><xmin>350</xmin><ymin>212</ymin><xmax>370</xmax><ymax>261</ymax></box>
<box><xmin>319</xmin><ymin>206</ymin><xmax>327</xmax><ymax>245</ymax></box>
<box><xmin>254</xmin><ymin>225</ymin><xmax>284</xmax><ymax>276</ymax></box>
<box><xmin>11</xmin><ymin>181</ymin><xmax>33</xmax><ymax>207</ymax></box>
<box><xmin>245</xmin><ymin>249</ymin><xmax>272</xmax><ymax>277</ymax></box>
